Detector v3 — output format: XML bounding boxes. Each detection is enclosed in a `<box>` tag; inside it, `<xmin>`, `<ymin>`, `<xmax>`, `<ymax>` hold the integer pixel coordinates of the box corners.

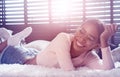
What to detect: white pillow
<box><xmin>112</xmin><ymin>46</ymin><xmax>120</xmax><ymax>62</ymax></box>
<box><xmin>24</xmin><ymin>40</ymin><xmax>50</xmax><ymax>52</ymax></box>
<box><xmin>0</xmin><ymin>28</ymin><xmax>13</xmax><ymax>42</ymax></box>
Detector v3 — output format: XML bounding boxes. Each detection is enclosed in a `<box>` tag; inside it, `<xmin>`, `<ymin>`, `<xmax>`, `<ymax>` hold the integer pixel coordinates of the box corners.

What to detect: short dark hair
<box><xmin>81</xmin><ymin>18</ymin><xmax>105</xmax><ymax>43</ymax></box>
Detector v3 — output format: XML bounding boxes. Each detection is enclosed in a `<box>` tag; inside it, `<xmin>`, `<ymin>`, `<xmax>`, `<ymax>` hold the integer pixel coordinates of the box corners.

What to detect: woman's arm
<box><xmin>48</xmin><ymin>33</ymin><xmax>75</xmax><ymax>71</ymax></box>
<box><xmin>100</xmin><ymin>46</ymin><xmax>115</xmax><ymax>70</ymax></box>
<box><xmin>85</xmin><ymin>24</ymin><xmax>117</xmax><ymax>70</ymax></box>
<box><xmin>99</xmin><ymin>24</ymin><xmax>117</xmax><ymax>70</ymax></box>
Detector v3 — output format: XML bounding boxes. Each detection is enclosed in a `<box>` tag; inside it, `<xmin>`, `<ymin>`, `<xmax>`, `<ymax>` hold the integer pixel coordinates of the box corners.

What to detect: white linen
<box><xmin>0</xmin><ymin>62</ymin><xmax>120</xmax><ymax>77</ymax></box>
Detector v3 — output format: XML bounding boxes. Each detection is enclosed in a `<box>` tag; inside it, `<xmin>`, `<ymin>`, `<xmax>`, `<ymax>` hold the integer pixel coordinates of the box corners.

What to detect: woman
<box><xmin>0</xmin><ymin>19</ymin><xmax>118</xmax><ymax>71</ymax></box>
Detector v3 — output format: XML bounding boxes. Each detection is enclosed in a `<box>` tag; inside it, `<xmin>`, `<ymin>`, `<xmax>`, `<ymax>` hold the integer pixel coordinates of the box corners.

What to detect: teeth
<box><xmin>76</xmin><ymin>41</ymin><xmax>83</xmax><ymax>47</ymax></box>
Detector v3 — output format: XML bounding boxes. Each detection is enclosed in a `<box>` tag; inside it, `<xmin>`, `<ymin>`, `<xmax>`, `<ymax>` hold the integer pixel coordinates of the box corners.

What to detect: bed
<box><xmin>0</xmin><ymin>62</ymin><xmax>120</xmax><ymax>77</ymax></box>
<box><xmin>0</xmin><ymin>40</ymin><xmax>120</xmax><ymax>77</ymax></box>
<box><xmin>0</xmin><ymin>28</ymin><xmax>120</xmax><ymax>77</ymax></box>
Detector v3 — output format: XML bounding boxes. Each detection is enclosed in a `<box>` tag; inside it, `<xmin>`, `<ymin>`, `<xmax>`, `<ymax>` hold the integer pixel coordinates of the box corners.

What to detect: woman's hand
<box><xmin>100</xmin><ymin>24</ymin><xmax>118</xmax><ymax>48</ymax></box>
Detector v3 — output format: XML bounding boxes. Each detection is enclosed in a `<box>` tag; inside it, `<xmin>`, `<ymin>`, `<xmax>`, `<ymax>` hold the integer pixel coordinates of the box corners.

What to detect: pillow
<box><xmin>112</xmin><ymin>46</ymin><xmax>120</xmax><ymax>62</ymax></box>
<box><xmin>0</xmin><ymin>28</ymin><xmax>13</xmax><ymax>42</ymax></box>
<box><xmin>0</xmin><ymin>46</ymin><xmax>38</xmax><ymax>64</ymax></box>
<box><xmin>24</xmin><ymin>40</ymin><xmax>50</xmax><ymax>52</ymax></box>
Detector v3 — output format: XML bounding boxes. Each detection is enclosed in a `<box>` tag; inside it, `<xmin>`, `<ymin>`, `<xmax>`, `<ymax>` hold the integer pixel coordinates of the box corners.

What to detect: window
<box><xmin>3</xmin><ymin>0</ymin><xmax>24</xmax><ymax>25</ymax></box>
<box><xmin>85</xmin><ymin>0</ymin><xmax>111</xmax><ymax>23</ymax></box>
<box><xmin>0</xmin><ymin>0</ymin><xmax>3</xmax><ymax>26</ymax></box>
<box><xmin>113</xmin><ymin>1</ymin><xmax>120</xmax><ymax>45</ymax></box>
<box><xmin>27</xmin><ymin>0</ymin><xmax>49</xmax><ymax>24</ymax></box>
<box><xmin>27</xmin><ymin>0</ymin><xmax>83</xmax><ymax>25</ymax></box>
<box><xmin>51</xmin><ymin>0</ymin><xmax>83</xmax><ymax>24</ymax></box>
<box><xmin>113</xmin><ymin>0</ymin><xmax>120</xmax><ymax>25</ymax></box>
<box><xmin>1</xmin><ymin>0</ymin><xmax>119</xmax><ymax>26</ymax></box>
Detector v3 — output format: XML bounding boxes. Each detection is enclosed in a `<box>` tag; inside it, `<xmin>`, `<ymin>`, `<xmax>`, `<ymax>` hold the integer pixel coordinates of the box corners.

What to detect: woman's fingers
<box><xmin>111</xmin><ymin>24</ymin><xmax>118</xmax><ymax>35</ymax></box>
<box><xmin>105</xmin><ymin>24</ymin><xmax>118</xmax><ymax>35</ymax></box>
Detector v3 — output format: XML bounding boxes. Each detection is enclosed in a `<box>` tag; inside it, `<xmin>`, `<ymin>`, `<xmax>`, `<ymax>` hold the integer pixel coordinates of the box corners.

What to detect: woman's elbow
<box><xmin>103</xmin><ymin>65</ymin><xmax>115</xmax><ymax>70</ymax></box>
<box><xmin>88</xmin><ymin>65</ymin><xmax>115</xmax><ymax>70</ymax></box>
<box><xmin>97</xmin><ymin>65</ymin><xmax>115</xmax><ymax>70</ymax></box>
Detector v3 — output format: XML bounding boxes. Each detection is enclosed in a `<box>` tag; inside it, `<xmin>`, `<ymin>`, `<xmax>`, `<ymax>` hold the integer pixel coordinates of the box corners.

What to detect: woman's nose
<box><xmin>78</xmin><ymin>36</ymin><xmax>87</xmax><ymax>43</ymax></box>
<box><xmin>81</xmin><ymin>38</ymin><xmax>86</xmax><ymax>43</ymax></box>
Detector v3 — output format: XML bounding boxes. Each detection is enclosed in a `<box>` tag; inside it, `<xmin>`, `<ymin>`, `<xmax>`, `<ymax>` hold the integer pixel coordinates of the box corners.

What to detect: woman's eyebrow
<box><xmin>82</xmin><ymin>28</ymin><xmax>96</xmax><ymax>40</ymax></box>
<box><xmin>83</xmin><ymin>28</ymin><xmax>95</xmax><ymax>40</ymax></box>
<box><xmin>89</xmin><ymin>35</ymin><xmax>95</xmax><ymax>40</ymax></box>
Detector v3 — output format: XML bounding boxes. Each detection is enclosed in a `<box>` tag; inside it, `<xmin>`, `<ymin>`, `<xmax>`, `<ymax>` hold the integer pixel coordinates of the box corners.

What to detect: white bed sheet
<box><xmin>0</xmin><ymin>62</ymin><xmax>120</xmax><ymax>77</ymax></box>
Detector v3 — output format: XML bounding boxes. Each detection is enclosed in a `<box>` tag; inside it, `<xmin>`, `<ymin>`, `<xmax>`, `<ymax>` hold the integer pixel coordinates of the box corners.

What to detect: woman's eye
<box><xmin>88</xmin><ymin>36</ymin><xmax>94</xmax><ymax>41</ymax></box>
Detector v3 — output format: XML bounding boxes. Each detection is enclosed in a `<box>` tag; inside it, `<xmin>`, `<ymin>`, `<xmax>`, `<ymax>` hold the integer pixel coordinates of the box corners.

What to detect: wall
<box><xmin>3</xmin><ymin>24</ymin><xmax>67</xmax><ymax>43</ymax></box>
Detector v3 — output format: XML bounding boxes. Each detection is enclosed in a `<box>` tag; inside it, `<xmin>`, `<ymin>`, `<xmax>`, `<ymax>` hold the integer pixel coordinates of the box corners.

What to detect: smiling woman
<box><xmin>0</xmin><ymin>19</ymin><xmax>118</xmax><ymax>71</ymax></box>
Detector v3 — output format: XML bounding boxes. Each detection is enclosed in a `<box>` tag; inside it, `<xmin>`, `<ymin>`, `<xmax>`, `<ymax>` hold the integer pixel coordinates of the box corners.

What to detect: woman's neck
<box><xmin>70</xmin><ymin>42</ymin><xmax>88</xmax><ymax>58</ymax></box>
<box><xmin>70</xmin><ymin>49</ymin><xmax>89</xmax><ymax>59</ymax></box>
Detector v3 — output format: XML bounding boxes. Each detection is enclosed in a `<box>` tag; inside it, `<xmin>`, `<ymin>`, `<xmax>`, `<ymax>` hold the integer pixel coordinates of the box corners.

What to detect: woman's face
<box><xmin>72</xmin><ymin>23</ymin><xmax>101</xmax><ymax>54</ymax></box>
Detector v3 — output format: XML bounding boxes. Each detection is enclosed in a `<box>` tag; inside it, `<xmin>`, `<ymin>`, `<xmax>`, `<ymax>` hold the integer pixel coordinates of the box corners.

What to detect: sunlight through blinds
<box><xmin>51</xmin><ymin>0</ymin><xmax>83</xmax><ymax>25</ymax></box>
<box><xmin>86</xmin><ymin>0</ymin><xmax>111</xmax><ymax>23</ymax></box>
<box><xmin>0</xmin><ymin>0</ymin><xmax>120</xmax><ymax>27</ymax></box>
<box><xmin>5</xmin><ymin>0</ymin><xmax>24</xmax><ymax>25</ymax></box>
<box><xmin>113</xmin><ymin>0</ymin><xmax>120</xmax><ymax>25</ymax></box>
<box><xmin>27</xmin><ymin>0</ymin><xmax>49</xmax><ymax>24</ymax></box>
<box><xmin>113</xmin><ymin>0</ymin><xmax>120</xmax><ymax>45</ymax></box>
<box><xmin>0</xmin><ymin>0</ymin><xmax>3</xmax><ymax>26</ymax></box>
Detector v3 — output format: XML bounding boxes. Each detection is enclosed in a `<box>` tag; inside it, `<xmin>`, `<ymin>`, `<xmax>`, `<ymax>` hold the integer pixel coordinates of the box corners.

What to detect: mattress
<box><xmin>0</xmin><ymin>62</ymin><xmax>120</xmax><ymax>77</ymax></box>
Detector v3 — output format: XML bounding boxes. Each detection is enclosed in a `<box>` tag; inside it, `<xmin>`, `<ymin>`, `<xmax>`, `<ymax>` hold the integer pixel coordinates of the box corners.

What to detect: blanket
<box><xmin>0</xmin><ymin>62</ymin><xmax>120</xmax><ymax>77</ymax></box>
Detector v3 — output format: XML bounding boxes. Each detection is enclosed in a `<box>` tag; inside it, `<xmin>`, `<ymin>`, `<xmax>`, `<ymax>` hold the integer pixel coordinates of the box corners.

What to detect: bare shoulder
<box><xmin>55</xmin><ymin>32</ymin><xmax>71</xmax><ymax>39</ymax></box>
<box><xmin>57</xmin><ymin>32</ymin><xmax>69</xmax><ymax>36</ymax></box>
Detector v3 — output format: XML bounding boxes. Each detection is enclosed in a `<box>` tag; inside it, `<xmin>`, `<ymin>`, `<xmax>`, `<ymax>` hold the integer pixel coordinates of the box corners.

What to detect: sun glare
<box><xmin>52</xmin><ymin>0</ymin><xmax>71</xmax><ymax>17</ymax></box>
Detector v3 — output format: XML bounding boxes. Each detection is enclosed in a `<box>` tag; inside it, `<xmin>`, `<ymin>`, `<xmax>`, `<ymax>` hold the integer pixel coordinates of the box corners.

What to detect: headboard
<box><xmin>2</xmin><ymin>24</ymin><xmax>68</xmax><ymax>43</ymax></box>
<box><xmin>1</xmin><ymin>25</ymin><xmax>120</xmax><ymax>46</ymax></box>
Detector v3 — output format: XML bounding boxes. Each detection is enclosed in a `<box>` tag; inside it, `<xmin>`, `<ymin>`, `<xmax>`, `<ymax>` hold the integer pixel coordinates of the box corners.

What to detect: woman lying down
<box><xmin>0</xmin><ymin>19</ymin><xmax>119</xmax><ymax>71</ymax></box>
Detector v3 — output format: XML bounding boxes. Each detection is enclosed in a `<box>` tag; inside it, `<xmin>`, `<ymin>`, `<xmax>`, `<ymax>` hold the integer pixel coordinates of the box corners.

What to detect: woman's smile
<box><xmin>74</xmin><ymin>38</ymin><xmax>86</xmax><ymax>50</ymax></box>
<box><xmin>76</xmin><ymin>41</ymin><xmax>84</xmax><ymax>47</ymax></box>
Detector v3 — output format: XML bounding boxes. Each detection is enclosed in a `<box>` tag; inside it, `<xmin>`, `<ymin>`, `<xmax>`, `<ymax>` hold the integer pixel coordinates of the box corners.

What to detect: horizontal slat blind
<box><xmin>27</xmin><ymin>0</ymin><xmax>49</xmax><ymax>24</ymax></box>
<box><xmin>113</xmin><ymin>1</ymin><xmax>120</xmax><ymax>25</ymax></box>
<box><xmin>86</xmin><ymin>0</ymin><xmax>111</xmax><ymax>23</ymax></box>
<box><xmin>0</xmin><ymin>0</ymin><xmax>120</xmax><ymax>26</ymax></box>
<box><xmin>67</xmin><ymin>0</ymin><xmax>112</xmax><ymax>33</ymax></box>
<box><xmin>52</xmin><ymin>0</ymin><xmax>83</xmax><ymax>33</ymax></box>
<box><xmin>51</xmin><ymin>0</ymin><xmax>83</xmax><ymax>24</ymax></box>
<box><xmin>5</xmin><ymin>0</ymin><xmax>24</xmax><ymax>25</ymax></box>
<box><xmin>0</xmin><ymin>0</ymin><xmax>3</xmax><ymax>26</ymax></box>
<box><xmin>113</xmin><ymin>1</ymin><xmax>120</xmax><ymax>45</ymax></box>
<box><xmin>0</xmin><ymin>0</ymin><xmax>120</xmax><ymax>45</ymax></box>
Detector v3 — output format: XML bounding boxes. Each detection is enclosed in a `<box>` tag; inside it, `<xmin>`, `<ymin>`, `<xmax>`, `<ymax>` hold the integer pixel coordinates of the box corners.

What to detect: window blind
<box><xmin>4</xmin><ymin>0</ymin><xmax>24</xmax><ymax>25</ymax></box>
<box><xmin>51</xmin><ymin>0</ymin><xmax>83</xmax><ymax>24</ymax></box>
<box><xmin>51</xmin><ymin>0</ymin><xmax>83</xmax><ymax>33</ymax></box>
<box><xmin>27</xmin><ymin>0</ymin><xmax>49</xmax><ymax>24</ymax></box>
<box><xmin>0</xmin><ymin>0</ymin><xmax>3</xmax><ymax>26</ymax></box>
<box><xmin>113</xmin><ymin>0</ymin><xmax>120</xmax><ymax>45</ymax></box>
<box><xmin>85</xmin><ymin>0</ymin><xmax>111</xmax><ymax>23</ymax></box>
<box><xmin>113</xmin><ymin>0</ymin><xmax>120</xmax><ymax>25</ymax></box>
<box><xmin>1</xmin><ymin>0</ymin><xmax>120</xmax><ymax>26</ymax></box>
<box><xmin>67</xmin><ymin>0</ymin><xmax>112</xmax><ymax>33</ymax></box>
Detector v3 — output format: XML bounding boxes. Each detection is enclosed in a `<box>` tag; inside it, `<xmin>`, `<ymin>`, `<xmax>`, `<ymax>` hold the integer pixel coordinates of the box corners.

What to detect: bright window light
<box><xmin>51</xmin><ymin>0</ymin><xmax>71</xmax><ymax>17</ymax></box>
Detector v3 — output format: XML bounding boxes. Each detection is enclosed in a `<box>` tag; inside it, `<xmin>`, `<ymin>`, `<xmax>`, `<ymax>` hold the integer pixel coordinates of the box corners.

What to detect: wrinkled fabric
<box><xmin>0</xmin><ymin>46</ymin><xmax>38</xmax><ymax>64</ymax></box>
